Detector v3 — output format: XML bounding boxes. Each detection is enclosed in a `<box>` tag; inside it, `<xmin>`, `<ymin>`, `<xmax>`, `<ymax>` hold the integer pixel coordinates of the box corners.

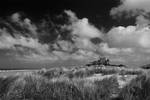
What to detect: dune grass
<box><xmin>0</xmin><ymin>66</ymin><xmax>147</xmax><ymax>100</ymax></box>
<box><xmin>0</xmin><ymin>73</ymin><xmax>119</xmax><ymax>100</ymax></box>
<box><xmin>117</xmin><ymin>75</ymin><xmax>150</xmax><ymax>100</ymax></box>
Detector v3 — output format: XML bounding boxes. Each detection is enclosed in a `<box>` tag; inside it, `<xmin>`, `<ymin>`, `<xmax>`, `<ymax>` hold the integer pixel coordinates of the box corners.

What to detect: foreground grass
<box><xmin>0</xmin><ymin>66</ymin><xmax>148</xmax><ymax>100</ymax></box>
<box><xmin>117</xmin><ymin>75</ymin><xmax>150</xmax><ymax>100</ymax></box>
<box><xmin>0</xmin><ymin>74</ymin><xmax>119</xmax><ymax>100</ymax></box>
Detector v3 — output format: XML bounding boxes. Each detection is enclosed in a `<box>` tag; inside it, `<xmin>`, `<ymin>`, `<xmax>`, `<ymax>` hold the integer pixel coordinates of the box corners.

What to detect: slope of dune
<box><xmin>0</xmin><ymin>61</ymin><xmax>149</xmax><ymax>100</ymax></box>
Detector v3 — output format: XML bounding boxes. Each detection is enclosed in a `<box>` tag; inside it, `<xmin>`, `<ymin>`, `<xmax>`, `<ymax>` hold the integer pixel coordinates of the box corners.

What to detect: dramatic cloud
<box><xmin>108</xmin><ymin>0</ymin><xmax>150</xmax><ymax>66</ymax></box>
<box><xmin>10</xmin><ymin>13</ymin><xmax>37</xmax><ymax>36</ymax></box>
<box><xmin>61</xmin><ymin>10</ymin><xmax>131</xmax><ymax>58</ymax></box>
<box><xmin>110</xmin><ymin>0</ymin><xmax>150</xmax><ymax>26</ymax></box>
<box><xmin>2</xmin><ymin>10</ymin><xmax>150</xmax><ymax>67</ymax></box>
<box><xmin>105</xmin><ymin>25</ymin><xmax>150</xmax><ymax>66</ymax></box>
<box><xmin>111</xmin><ymin>0</ymin><xmax>150</xmax><ymax>15</ymax></box>
<box><xmin>63</xmin><ymin>10</ymin><xmax>102</xmax><ymax>38</ymax></box>
<box><xmin>61</xmin><ymin>10</ymin><xmax>103</xmax><ymax>52</ymax></box>
<box><xmin>0</xmin><ymin>11</ymin><xmax>106</xmax><ymax>63</ymax></box>
<box><xmin>0</xmin><ymin>28</ymin><xmax>49</xmax><ymax>55</ymax></box>
<box><xmin>0</xmin><ymin>13</ymin><xmax>52</xmax><ymax>62</ymax></box>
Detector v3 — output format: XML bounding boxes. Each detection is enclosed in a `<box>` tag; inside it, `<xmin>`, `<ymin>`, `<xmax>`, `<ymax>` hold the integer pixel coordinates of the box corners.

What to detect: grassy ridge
<box><xmin>0</xmin><ymin>65</ymin><xmax>148</xmax><ymax>100</ymax></box>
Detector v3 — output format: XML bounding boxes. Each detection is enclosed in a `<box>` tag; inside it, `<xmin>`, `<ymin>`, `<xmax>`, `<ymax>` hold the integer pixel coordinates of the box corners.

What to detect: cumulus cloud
<box><xmin>107</xmin><ymin>25</ymin><xmax>150</xmax><ymax>49</ymax></box>
<box><xmin>64</xmin><ymin>10</ymin><xmax>78</xmax><ymax>22</ymax></box>
<box><xmin>50</xmin><ymin>10</ymin><xmax>104</xmax><ymax>61</ymax></box>
<box><xmin>136</xmin><ymin>15</ymin><xmax>150</xmax><ymax>26</ymax></box>
<box><xmin>62</xmin><ymin>10</ymin><xmax>104</xmax><ymax>52</ymax></box>
<box><xmin>109</xmin><ymin>0</ymin><xmax>150</xmax><ymax>63</ymax></box>
<box><xmin>10</xmin><ymin>13</ymin><xmax>37</xmax><ymax>37</ymax></box>
<box><xmin>0</xmin><ymin>13</ymin><xmax>51</xmax><ymax>61</ymax></box>
<box><xmin>105</xmin><ymin>25</ymin><xmax>150</xmax><ymax>65</ymax></box>
<box><xmin>61</xmin><ymin>10</ymin><xmax>133</xmax><ymax>60</ymax></box>
<box><xmin>110</xmin><ymin>0</ymin><xmax>150</xmax><ymax>26</ymax></box>
<box><xmin>55</xmin><ymin>9</ymin><xmax>150</xmax><ymax>66</ymax></box>
<box><xmin>0</xmin><ymin>11</ymin><xmax>106</xmax><ymax>62</ymax></box>
<box><xmin>98</xmin><ymin>43</ymin><xmax>133</xmax><ymax>55</ymax></box>
<box><xmin>0</xmin><ymin>28</ymin><xmax>49</xmax><ymax>55</ymax></box>
<box><xmin>2</xmin><ymin>10</ymin><xmax>149</xmax><ymax>66</ymax></box>
<box><xmin>64</xmin><ymin>10</ymin><xmax>102</xmax><ymax>39</ymax></box>
<box><xmin>11</xmin><ymin>13</ymin><xmax>21</xmax><ymax>22</ymax></box>
<box><xmin>54</xmin><ymin>40</ymin><xmax>74</xmax><ymax>52</ymax></box>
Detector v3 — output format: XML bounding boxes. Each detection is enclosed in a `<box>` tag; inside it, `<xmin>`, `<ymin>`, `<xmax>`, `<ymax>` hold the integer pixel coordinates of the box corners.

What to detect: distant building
<box><xmin>86</xmin><ymin>57</ymin><xmax>110</xmax><ymax>66</ymax></box>
<box><xmin>118</xmin><ymin>64</ymin><xmax>127</xmax><ymax>68</ymax></box>
<box><xmin>140</xmin><ymin>64</ymin><xmax>150</xmax><ymax>69</ymax></box>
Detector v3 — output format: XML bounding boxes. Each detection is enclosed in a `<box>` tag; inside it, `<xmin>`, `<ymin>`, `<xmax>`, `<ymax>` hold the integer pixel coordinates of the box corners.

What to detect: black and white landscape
<box><xmin>0</xmin><ymin>0</ymin><xmax>150</xmax><ymax>100</ymax></box>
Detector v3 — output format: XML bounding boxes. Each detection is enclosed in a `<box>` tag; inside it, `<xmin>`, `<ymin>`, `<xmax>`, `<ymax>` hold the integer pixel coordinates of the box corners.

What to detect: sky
<box><xmin>0</xmin><ymin>0</ymin><xmax>150</xmax><ymax>69</ymax></box>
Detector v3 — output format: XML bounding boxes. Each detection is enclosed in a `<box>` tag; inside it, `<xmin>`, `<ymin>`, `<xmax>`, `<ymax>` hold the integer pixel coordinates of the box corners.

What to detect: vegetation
<box><xmin>0</xmin><ymin>65</ymin><xmax>148</xmax><ymax>100</ymax></box>
<box><xmin>117</xmin><ymin>75</ymin><xmax>150</xmax><ymax>100</ymax></box>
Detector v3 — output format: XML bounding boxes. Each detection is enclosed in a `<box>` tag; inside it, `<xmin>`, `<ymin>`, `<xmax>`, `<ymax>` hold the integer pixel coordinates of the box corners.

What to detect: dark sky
<box><xmin>0</xmin><ymin>0</ymin><xmax>123</xmax><ymax>29</ymax></box>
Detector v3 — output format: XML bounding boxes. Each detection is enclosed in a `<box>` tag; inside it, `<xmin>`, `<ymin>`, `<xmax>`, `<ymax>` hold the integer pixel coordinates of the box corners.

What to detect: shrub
<box><xmin>118</xmin><ymin>75</ymin><xmax>150</xmax><ymax>100</ymax></box>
